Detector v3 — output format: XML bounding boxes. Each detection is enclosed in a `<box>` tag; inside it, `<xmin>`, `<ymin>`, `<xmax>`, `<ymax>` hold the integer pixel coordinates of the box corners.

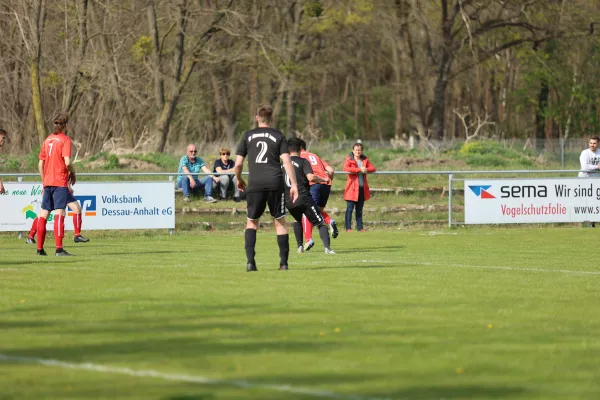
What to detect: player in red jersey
<box><xmin>299</xmin><ymin>139</ymin><xmax>338</xmax><ymax>251</ymax></box>
<box><xmin>26</xmin><ymin>184</ymin><xmax>89</xmax><ymax>245</ymax></box>
<box><xmin>36</xmin><ymin>113</ymin><xmax>77</xmax><ymax>256</ymax></box>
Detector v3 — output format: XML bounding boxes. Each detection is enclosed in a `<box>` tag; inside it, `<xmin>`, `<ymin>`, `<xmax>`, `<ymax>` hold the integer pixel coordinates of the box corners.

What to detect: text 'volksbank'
<box><xmin>100</xmin><ymin>194</ymin><xmax>173</xmax><ymax>217</ymax></box>
<box><xmin>102</xmin><ymin>195</ymin><xmax>143</xmax><ymax>203</ymax></box>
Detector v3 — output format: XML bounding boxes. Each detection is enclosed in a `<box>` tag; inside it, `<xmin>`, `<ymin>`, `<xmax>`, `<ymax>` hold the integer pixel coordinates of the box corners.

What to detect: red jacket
<box><xmin>343</xmin><ymin>153</ymin><xmax>376</xmax><ymax>201</ymax></box>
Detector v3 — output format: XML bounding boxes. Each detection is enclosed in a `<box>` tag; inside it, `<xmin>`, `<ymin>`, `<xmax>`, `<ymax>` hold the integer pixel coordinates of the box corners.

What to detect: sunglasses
<box><xmin>221</xmin><ymin>152</ymin><xmax>230</xmax><ymax>156</ymax></box>
<box><xmin>189</xmin><ymin>150</ymin><xmax>197</xmax><ymax>153</ymax></box>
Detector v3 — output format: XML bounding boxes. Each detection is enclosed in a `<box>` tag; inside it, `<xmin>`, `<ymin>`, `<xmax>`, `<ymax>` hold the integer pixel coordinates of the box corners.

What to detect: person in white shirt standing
<box><xmin>579</xmin><ymin>136</ymin><xmax>600</xmax><ymax>177</ymax></box>
<box><xmin>579</xmin><ymin>136</ymin><xmax>600</xmax><ymax>227</ymax></box>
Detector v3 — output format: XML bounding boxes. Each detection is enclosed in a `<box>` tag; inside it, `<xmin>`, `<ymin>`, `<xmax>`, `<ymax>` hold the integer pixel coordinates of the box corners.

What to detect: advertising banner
<box><xmin>0</xmin><ymin>182</ymin><xmax>175</xmax><ymax>231</ymax></box>
<box><xmin>465</xmin><ymin>178</ymin><xmax>600</xmax><ymax>224</ymax></box>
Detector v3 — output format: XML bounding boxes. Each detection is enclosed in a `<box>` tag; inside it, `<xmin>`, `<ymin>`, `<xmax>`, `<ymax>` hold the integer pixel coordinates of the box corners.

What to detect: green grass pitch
<box><xmin>1</xmin><ymin>227</ymin><xmax>599</xmax><ymax>400</ymax></box>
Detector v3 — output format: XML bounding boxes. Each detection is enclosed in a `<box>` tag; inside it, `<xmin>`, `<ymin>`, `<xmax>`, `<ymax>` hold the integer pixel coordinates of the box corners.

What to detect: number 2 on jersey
<box><xmin>255</xmin><ymin>141</ymin><xmax>268</xmax><ymax>163</ymax></box>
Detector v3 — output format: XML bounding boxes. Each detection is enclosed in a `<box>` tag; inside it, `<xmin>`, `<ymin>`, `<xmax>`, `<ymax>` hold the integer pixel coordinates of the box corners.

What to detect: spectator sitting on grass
<box><xmin>212</xmin><ymin>147</ymin><xmax>241</xmax><ymax>202</ymax></box>
<box><xmin>177</xmin><ymin>144</ymin><xmax>218</xmax><ymax>203</ymax></box>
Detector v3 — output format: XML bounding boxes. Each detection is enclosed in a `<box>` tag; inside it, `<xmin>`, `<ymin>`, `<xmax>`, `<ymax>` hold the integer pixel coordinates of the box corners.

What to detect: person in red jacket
<box><xmin>343</xmin><ymin>142</ymin><xmax>376</xmax><ymax>232</ymax></box>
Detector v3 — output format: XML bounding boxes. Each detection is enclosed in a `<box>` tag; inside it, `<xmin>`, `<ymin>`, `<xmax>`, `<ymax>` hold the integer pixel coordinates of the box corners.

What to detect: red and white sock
<box><xmin>73</xmin><ymin>213</ymin><xmax>82</xmax><ymax>236</ymax></box>
<box><xmin>54</xmin><ymin>215</ymin><xmax>65</xmax><ymax>250</ymax></box>
<box><xmin>29</xmin><ymin>217</ymin><xmax>39</xmax><ymax>239</ymax></box>
<box><xmin>303</xmin><ymin>215</ymin><xmax>313</xmax><ymax>242</ymax></box>
<box><xmin>322</xmin><ymin>211</ymin><xmax>331</xmax><ymax>225</ymax></box>
<box><xmin>36</xmin><ymin>217</ymin><xmax>47</xmax><ymax>250</ymax></box>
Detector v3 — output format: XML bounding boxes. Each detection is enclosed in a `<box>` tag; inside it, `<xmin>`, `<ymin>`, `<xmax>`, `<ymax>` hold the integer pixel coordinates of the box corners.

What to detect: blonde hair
<box><xmin>256</xmin><ymin>104</ymin><xmax>273</xmax><ymax>124</ymax></box>
<box><xmin>219</xmin><ymin>147</ymin><xmax>230</xmax><ymax>155</ymax></box>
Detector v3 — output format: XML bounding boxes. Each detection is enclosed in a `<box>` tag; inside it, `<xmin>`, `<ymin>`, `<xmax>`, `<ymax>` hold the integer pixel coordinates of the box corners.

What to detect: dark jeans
<box><xmin>177</xmin><ymin>176</ymin><xmax>213</xmax><ymax>198</ymax></box>
<box><xmin>345</xmin><ymin>187</ymin><xmax>365</xmax><ymax>230</ymax></box>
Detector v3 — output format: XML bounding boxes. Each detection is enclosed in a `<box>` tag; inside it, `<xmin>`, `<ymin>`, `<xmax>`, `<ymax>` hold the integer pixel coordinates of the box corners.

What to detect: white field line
<box><xmin>0</xmin><ymin>354</ymin><xmax>391</xmax><ymax>400</ymax></box>
<box><xmin>305</xmin><ymin>259</ymin><xmax>600</xmax><ymax>275</ymax></box>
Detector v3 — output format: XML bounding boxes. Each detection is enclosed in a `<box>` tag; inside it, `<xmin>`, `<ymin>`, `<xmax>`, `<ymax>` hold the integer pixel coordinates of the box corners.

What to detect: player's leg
<box><xmin>68</xmin><ymin>199</ymin><xmax>89</xmax><ymax>243</ymax></box>
<box><xmin>53</xmin><ymin>187</ymin><xmax>73</xmax><ymax>256</ymax></box>
<box><xmin>26</xmin><ymin>217</ymin><xmax>38</xmax><ymax>244</ymax></box>
<box><xmin>345</xmin><ymin>200</ymin><xmax>355</xmax><ymax>232</ymax></box>
<box><xmin>287</xmin><ymin>206</ymin><xmax>304</xmax><ymax>253</ymax></box>
<box><xmin>318</xmin><ymin>185</ymin><xmax>338</xmax><ymax>239</ymax></box>
<box><xmin>356</xmin><ymin>188</ymin><xmax>365</xmax><ymax>232</ymax></box>
<box><xmin>268</xmin><ymin>188</ymin><xmax>289</xmax><ymax>270</ymax></box>
<box><xmin>244</xmin><ymin>191</ymin><xmax>267</xmax><ymax>271</ymax></box>
<box><xmin>304</xmin><ymin>185</ymin><xmax>321</xmax><ymax>243</ymax></box>
<box><xmin>36</xmin><ymin>188</ymin><xmax>54</xmax><ymax>255</ymax></box>
<box><xmin>305</xmin><ymin>203</ymin><xmax>334</xmax><ymax>254</ymax></box>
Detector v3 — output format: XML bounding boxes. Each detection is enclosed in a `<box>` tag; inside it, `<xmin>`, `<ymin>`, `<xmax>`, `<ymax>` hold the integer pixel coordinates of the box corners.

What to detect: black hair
<box><xmin>287</xmin><ymin>137</ymin><xmax>302</xmax><ymax>153</ymax></box>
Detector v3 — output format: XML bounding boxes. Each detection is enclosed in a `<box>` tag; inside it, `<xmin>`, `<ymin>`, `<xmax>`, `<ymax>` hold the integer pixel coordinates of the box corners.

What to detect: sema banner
<box><xmin>464</xmin><ymin>178</ymin><xmax>600</xmax><ymax>224</ymax></box>
<box><xmin>0</xmin><ymin>182</ymin><xmax>175</xmax><ymax>231</ymax></box>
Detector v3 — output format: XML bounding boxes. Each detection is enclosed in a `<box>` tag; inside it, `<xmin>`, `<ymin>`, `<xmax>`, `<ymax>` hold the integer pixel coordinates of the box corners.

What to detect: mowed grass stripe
<box><xmin>1</xmin><ymin>228</ymin><xmax>600</xmax><ymax>400</ymax></box>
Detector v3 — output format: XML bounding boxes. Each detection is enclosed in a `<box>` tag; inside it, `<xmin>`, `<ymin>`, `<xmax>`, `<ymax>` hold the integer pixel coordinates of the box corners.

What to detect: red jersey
<box><xmin>300</xmin><ymin>150</ymin><xmax>331</xmax><ymax>186</ymax></box>
<box><xmin>39</xmin><ymin>132</ymin><xmax>72</xmax><ymax>187</ymax></box>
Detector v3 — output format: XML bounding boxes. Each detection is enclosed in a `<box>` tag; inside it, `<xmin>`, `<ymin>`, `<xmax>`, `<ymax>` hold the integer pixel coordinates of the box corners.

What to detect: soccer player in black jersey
<box><xmin>234</xmin><ymin>105</ymin><xmax>298</xmax><ymax>271</ymax></box>
<box><xmin>283</xmin><ymin>137</ymin><xmax>335</xmax><ymax>255</ymax></box>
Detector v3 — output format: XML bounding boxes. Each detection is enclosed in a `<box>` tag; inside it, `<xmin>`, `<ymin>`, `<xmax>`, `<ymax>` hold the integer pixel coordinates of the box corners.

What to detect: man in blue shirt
<box><xmin>177</xmin><ymin>144</ymin><xmax>218</xmax><ymax>203</ymax></box>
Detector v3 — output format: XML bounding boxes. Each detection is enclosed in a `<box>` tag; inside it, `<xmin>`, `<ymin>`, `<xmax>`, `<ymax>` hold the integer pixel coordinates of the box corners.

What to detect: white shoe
<box><xmin>297</xmin><ymin>246</ymin><xmax>304</xmax><ymax>254</ymax></box>
<box><xmin>304</xmin><ymin>239</ymin><xmax>315</xmax><ymax>252</ymax></box>
<box><xmin>324</xmin><ymin>248</ymin><xmax>336</xmax><ymax>255</ymax></box>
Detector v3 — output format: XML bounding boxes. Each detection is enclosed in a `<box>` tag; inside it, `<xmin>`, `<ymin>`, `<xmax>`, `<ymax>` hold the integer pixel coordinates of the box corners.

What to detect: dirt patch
<box><xmin>119</xmin><ymin>158</ymin><xmax>163</xmax><ymax>171</ymax></box>
<box><xmin>383</xmin><ymin>157</ymin><xmax>468</xmax><ymax>170</ymax></box>
<box><xmin>85</xmin><ymin>157</ymin><xmax>162</xmax><ymax>171</ymax></box>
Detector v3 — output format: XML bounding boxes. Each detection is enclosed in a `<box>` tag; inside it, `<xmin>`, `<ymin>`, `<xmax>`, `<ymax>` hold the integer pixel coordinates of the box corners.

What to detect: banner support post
<box><xmin>448</xmin><ymin>173</ymin><xmax>453</xmax><ymax>228</ymax></box>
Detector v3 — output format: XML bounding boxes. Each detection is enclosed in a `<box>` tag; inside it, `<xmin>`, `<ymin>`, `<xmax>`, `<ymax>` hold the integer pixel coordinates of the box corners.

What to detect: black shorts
<box><xmin>246</xmin><ymin>189</ymin><xmax>286</xmax><ymax>220</ymax></box>
<box><xmin>288</xmin><ymin>201</ymin><xmax>325</xmax><ymax>227</ymax></box>
<box><xmin>41</xmin><ymin>186</ymin><xmax>68</xmax><ymax>211</ymax></box>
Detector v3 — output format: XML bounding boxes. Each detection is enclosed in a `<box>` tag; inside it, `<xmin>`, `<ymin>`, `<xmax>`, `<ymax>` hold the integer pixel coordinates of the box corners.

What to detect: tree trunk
<box><xmin>91</xmin><ymin>1</ymin><xmax>135</xmax><ymax>147</ymax></box>
<box><xmin>286</xmin><ymin>77</ymin><xmax>296</xmax><ymax>135</ymax></box>
<box><xmin>429</xmin><ymin>48</ymin><xmax>452</xmax><ymax>140</ymax></box>
<box><xmin>62</xmin><ymin>0</ymin><xmax>88</xmax><ymax>114</ymax></box>
<box><xmin>156</xmin><ymin>60</ymin><xmax>196</xmax><ymax>152</ymax></box>
<box><xmin>147</xmin><ymin>1</ymin><xmax>164</xmax><ymax>109</ymax></box>
<box><xmin>30</xmin><ymin>0</ymin><xmax>46</xmax><ymax>145</ymax></box>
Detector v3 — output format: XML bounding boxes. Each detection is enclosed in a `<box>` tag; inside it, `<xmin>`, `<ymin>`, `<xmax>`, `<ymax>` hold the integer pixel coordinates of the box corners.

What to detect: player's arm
<box><xmin>325</xmin><ymin>165</ymin><xmax>334</xmax><ymax>180</ymax></box>
<box><xmin>38</xmin><ymin>159</ymin><xmax>45</xmax><ymax>180</ymax></box>
<box><xmin>64</xmin><ymin>156</ymin><xmax>77</xmax><ymax>185</ymax></box>
<box><xmin>234</xmin><ymin>155</ymin><xmax>246</xmax><ymax>191</ymax></box>
<box><xmin>306</xmin><ymin>173</ymin><xmax>329</xmax><ymax>184</ymax></box>
<box><xmin>281</xmin><ymin>153</ymin><xmax>298</xmax><ymax>202</ymax></box>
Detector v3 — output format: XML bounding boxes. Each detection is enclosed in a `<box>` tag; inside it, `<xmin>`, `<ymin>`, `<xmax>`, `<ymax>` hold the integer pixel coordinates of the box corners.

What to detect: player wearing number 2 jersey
<box><xmin>234</xmin><ymin>104</ymin><xmax>298</xmax><ymax>272</ymax></box>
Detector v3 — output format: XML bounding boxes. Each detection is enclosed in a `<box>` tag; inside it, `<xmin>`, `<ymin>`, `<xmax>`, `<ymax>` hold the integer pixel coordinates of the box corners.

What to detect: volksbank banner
<box><xmin>0</xmin><ymin>182</ymin><xmax>175</xmax><ymax>231</ymax></box>
<box><xmin>465</xmin><ymin>178</ymin><xmax>600</xmax><ymax>224</ymax></box>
